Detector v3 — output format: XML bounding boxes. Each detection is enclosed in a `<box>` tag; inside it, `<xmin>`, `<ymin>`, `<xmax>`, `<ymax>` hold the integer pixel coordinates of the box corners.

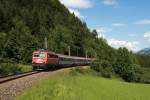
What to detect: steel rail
<box><xmin>0</xmin><ymin>71</ymin><xmax>39</xmax><ymax>84</ymax></box>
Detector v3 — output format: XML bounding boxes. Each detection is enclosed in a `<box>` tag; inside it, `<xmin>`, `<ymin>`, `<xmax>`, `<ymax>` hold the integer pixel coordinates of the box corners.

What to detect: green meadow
<box><xmin>17</xmin><ymin>69</ymin><xmax>150</xmax><ymax>100</ymax></box>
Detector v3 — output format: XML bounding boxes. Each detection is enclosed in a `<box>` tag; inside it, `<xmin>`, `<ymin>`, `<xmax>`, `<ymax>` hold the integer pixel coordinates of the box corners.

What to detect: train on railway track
<box><xmin>32</xmin><ymin>49</ymin><xmax>95</xmax><ymax>70</ymax></box>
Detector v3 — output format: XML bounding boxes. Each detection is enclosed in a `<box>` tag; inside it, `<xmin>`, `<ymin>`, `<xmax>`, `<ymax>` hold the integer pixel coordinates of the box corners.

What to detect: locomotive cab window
<box><xmin>33</xmin><ymin>53</ymin><xmax>46</xmax><ymax>58</ymax></box>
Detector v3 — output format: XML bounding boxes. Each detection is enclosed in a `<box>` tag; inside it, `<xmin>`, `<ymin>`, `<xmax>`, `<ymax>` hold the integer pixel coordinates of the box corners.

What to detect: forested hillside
<box><xmin>0</xmin><ymin>0</ymin><xmax>111</xmax><ymax>63</ymax></box>
<box><xmin>0</xmin><ymin>0</ymin><xmax>150</xmax><ymax>83</ymax></box>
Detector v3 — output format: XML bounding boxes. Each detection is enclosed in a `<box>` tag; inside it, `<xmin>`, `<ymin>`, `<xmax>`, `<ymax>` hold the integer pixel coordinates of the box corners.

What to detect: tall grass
<box><xmin>17</xmin><ymin>68</ymin><xmax>150</xmax><ymax>100</ymax></box>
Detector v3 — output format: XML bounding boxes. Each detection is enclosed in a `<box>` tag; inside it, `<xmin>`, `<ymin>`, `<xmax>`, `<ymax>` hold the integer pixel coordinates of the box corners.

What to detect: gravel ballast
<box><xmin>0</xmin><ymin>68</ymin><xmax>72</xmax><ymax>100</ymax></box>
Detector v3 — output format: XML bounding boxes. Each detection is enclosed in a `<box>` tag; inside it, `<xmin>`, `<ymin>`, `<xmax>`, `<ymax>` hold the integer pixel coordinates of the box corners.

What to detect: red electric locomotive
<box><xmin>32</xmin><ymin>49</ymin><xmax>95</xmax><ymax>70</ymax></box>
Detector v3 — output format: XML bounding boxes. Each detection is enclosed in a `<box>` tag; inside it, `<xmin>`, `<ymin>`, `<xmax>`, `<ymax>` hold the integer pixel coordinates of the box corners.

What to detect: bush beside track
<box><xmin>92</xmin><ymin>60</ymin><xmax>150</xmax><ymax>84</ymax></box>
<box><xmin>0</xmin><ymin>59</ymin><xmax>32</xmax><ymax>76</ymax></box>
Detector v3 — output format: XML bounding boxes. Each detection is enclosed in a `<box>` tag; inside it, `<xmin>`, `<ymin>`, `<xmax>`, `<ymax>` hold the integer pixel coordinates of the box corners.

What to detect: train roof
<box><xmin>57</xmin><ymin>54</ymin><xmax>88</xmax><ymax>60</ymax></box>
<box><xmin>33</xmin><ymin>50</ymin><xmax>95</xmax><ymax>60</ymax></box>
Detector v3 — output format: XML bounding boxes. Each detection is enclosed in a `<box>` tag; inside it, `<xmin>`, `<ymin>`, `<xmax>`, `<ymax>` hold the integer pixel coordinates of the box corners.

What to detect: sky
<box><xmin>59</xmin><ymin>0</ymin><xmax>150</xmax><ymax>52</ymax></box>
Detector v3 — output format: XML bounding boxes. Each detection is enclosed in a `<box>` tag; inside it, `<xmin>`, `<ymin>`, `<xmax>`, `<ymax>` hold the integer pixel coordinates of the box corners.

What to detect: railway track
<box><xmin>0</xmin><ymin>71</ymin><xmax>40</xmax><ymax>84</ymax></box>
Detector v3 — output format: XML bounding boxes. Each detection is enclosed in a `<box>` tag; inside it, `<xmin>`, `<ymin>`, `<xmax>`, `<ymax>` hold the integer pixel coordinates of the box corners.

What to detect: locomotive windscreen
<box><xmin>33</xmin><ymin>53</ymin><xmax>46</xmax><ymax>58</ymax></box>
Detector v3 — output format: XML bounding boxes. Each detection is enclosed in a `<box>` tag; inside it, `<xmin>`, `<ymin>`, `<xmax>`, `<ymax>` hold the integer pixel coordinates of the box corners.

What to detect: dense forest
<box><xmin>0</xmin><ymin>0</ymin><xmax>150</xmax><ymax>83</ymax></box>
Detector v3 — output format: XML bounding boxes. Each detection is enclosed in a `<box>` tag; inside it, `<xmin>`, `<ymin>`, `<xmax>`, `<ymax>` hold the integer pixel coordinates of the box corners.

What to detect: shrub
<box><xmin>91</xmin><ymin>60</ymin><xmax>115</xmax><ymax>78</ymax></box>
<box><xmin>113</xmin><ymin>63</ymin><xmax>150</xmax><ymax>83</ymax></box>
<box><xmin>133</xmin><ymin>66</ymin><xmax>150</xmax><ymax>84</ymax></box>
<box><xmin>113</xmin><ymin>63</ymin><xmax>134</xmax><ymax>82</ymax></box>
<box><xmin>0</xmin><ymin>59</ymin><xmax>22</xmax><ymax>75</ymax></box>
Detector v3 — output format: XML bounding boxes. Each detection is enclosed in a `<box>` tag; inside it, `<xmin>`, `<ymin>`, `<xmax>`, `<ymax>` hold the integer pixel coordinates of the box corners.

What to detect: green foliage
<box><xmin>111</xmin><ymin>48</ymin><xmax>150</xmax><ymax>83</ymax></box>
<box><xmin>92</xmin><ymin>47</ymin><xmax>150</xmax><ymax>83</ymax></box>
<box><xmin>0</xmin><ymin>0</ymin><xmax>107</xmax><ymax>62</ymax></box>
<box><xmin>0</xmin><ymin>0</ymin><xmax>119</xmax><ymax>74</ymax></box>
<box><xmin>0</xmin><ymin>62</ymin><xmax>21</xmax><ymax>75</ymax></box>
<box><xmin>92</xmin><ymin>60</ymin><xmax>115</xmax><ymax>78</ymax></box>
<box><xmin>111</xmin><ymin>48</ymin><xmax>136</xmax><ymax>82</ymax></box>
<box><xmin>0</xmin><ymin>32</ymin><xmax>6</xmax><ymax>56</ymax></box>
<box><xmin>0</xmin><ymin>59</ymin><xmax>32</xmax><ymax>75</ymax></box>
<box><xmin>136</xmin><ymin>54</ymin><xmax>150</xmax><ymax>68</ymax></box>
<box><xmin>132</xmin><ymin>65</ymin><xmax>150</xmax><ymax>83</ymax></box>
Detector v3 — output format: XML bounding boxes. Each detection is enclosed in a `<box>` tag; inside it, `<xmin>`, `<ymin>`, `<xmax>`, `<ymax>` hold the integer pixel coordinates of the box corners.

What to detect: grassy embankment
<box><xmin>17</xmin><ymin>67</ymin><xmax>150</xmax><ymax>100</ymax></box>
<box><xmin>0</xmin><ymin>64</ymin><xmax>32</xmax><ymax>76</ymax></box>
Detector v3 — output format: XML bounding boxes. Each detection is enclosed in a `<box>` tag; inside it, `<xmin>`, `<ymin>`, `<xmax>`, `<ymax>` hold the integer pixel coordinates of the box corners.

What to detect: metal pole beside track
<box><xmin>45</xmin><ymin>37</ymin><xmax>48</xmax><ymax>50</ymax></box>
<box><xmin>68</xmin><ymin>46</ymin><xmax>70</xmax><ymax>56</ymax></box>
<box><xmin>86</xmin><ymin>50</ymin><xmax>87</xmax><ymax>59</ymax></box>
